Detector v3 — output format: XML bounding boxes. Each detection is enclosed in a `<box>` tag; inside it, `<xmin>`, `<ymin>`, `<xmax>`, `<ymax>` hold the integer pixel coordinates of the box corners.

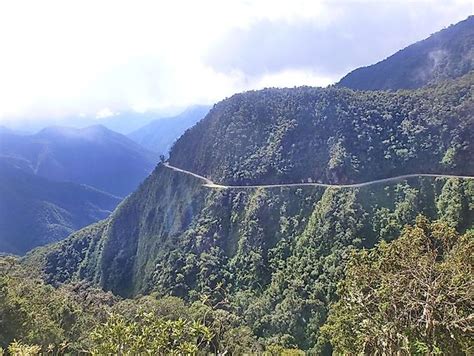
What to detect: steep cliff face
<box><xmin>35</xmin><ymin>166</ymin><xmax>473</xmax><ymax>349</ymax></box>
<box><xmin>28</xmin><ymin>73</ymin><xmax>474</xmax><ymax>350</ymax></box>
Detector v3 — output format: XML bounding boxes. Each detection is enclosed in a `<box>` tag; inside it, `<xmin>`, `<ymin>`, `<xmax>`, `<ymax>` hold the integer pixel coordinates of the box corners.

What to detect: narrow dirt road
<box><xmin>163</xmin><ymin>163</ymin><xmax>474</xmax><ymax>190</ymax></box>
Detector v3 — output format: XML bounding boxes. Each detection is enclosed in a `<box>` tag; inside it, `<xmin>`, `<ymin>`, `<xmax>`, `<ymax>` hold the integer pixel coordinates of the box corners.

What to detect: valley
<box><xmin>0</xmin><ymin>11</ymin><xmax>472</xmax><ymax>356</ymax></box>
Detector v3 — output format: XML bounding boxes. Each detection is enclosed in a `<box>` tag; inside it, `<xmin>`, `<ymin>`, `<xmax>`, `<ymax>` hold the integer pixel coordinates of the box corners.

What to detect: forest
<box><xmin>1</xmin><ymin>215</ymin><xmax>472</xmax><ymax>354</ymax></box>
<box><xmin>1</xmin><ymin>16</ymin><xmax>473</xmax><ymax>354</ymax></box>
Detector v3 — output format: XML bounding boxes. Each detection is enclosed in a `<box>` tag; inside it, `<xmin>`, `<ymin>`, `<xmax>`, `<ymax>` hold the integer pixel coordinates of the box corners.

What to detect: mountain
<box><xmin>29</xmin><ymin>73</ymin><xmax>473</xmax><ymax>351</ymax></box>
<box><xmin>0</xmin><ymin>125</ymin><xmax>157</xmax><ymax>196</ymax></box>
<box><xmin>0</xmin><ymin>158</ymin><xmax>120</xmax><ymax>255</ymax></box>
<box><xmin>128</xmin><ymin>105</ymin><xmax>211</xmax><ymax>155</ymax></box>
<box><xmin>170</xmin><ymin>74</ymin><xmax>473</xmax><ymax>184</ymax></box>
<box><xmin>0</xmin><ymin>108</ymin><xmax>183</xmax><ymax>135</ymax></box>
<box><xmin>338</xmin><ymin>16</ymin><xmax>473</xmax><ymax>90</ymax></box>
<box><xmin>88</xmin><ymin>111</ymin><xmax>168</xmax><ymax>134</ymax></box>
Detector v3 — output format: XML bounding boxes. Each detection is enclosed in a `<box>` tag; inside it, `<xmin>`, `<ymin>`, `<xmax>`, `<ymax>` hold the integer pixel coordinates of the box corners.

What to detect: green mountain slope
<box><xmin>28</xmin><ymin>73</ymin><xmax>474</xmax><ymax>351</ymax></box>
<box><xmin>170</xmin><ymin>73</ymin><xmax>473</xmax><ymax>185</ymax></box>
<box><xmin>128</xmin><ymin>105</ymin><xmax>210</xmax><ymax>155</ymax></box>
<box><xmin>0</xmin><ymin>125</ymin><xmax>157</xmax><ymax>197</ymax></box>
<box><xmin>0</xmin><ymin>158</ymin><xmax>120</xmax><ymax>255</ymax></box>
<box><xmin>337</xmin><ymin>16</ymin><xmax>473</xmax><ymax>90</ymax></box>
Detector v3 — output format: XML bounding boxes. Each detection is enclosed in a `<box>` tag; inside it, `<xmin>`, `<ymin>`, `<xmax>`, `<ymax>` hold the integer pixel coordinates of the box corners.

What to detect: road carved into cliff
<box><xmin>163</xmin><ymin>163</ymin><xmax>474</xmax><ymax>190</ymax></box>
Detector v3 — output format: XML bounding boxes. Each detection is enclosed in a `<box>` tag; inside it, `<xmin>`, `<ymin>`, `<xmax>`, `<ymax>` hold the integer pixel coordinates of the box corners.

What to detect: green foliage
<box><xmin>323</xmin><ymin>217</ymin><xmax>474</xmax><ymax>354</ymax></box>
<box><xmin>170</xmin><ymin>72</ymin><xmax>473</xmax><ymax>186</ymax></box>
<box><xmin>436</xmin><ymin>179</ymin><xmax>473</xmax><ymax>230</ymax></box>
<box><xmin>29</xmin><ymin>170</ymin><xmax>473</xmax><ymax>351</ymax></box>
<box><xmin>0</xmin><ymin>256</ymin><xmax>119</xmax><ymax>353</ymax></box>
<box><xmin>90</xmin><ymin>312</ymin><xmax>212</xmax><ymax>355</ymax></box>
<box><xmin>7</xmin><ymin>341</ymin><xmax>42</xmax><ymax>356</ymax></box>
<box><xmin>0</xmin><ymin>256</ymin><xmax>262</xmax><ymax>354</ymax></box>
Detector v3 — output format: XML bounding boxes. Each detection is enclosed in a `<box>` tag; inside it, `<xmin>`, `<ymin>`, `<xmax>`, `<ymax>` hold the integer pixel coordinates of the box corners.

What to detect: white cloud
<box><xmin>254</xmin><ymin>69</ymin><xmax>334</xmax><ymax>88</ymax></box>
<box><xmin>0</xmin><ymin>0</ymin><xmax>471</xmax><ymax>124</ymax></box>
<box><xmin>95</xmin><ymin>108</ymin><xmax>117</xmax><ymax>119</ymax></box>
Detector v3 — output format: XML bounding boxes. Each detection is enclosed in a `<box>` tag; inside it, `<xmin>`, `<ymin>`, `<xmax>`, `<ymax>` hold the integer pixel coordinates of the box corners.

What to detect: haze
<box><xmin>0</xmin><ymin>0</ymin><xmax>471</xmax><ymax>126</ymax></box>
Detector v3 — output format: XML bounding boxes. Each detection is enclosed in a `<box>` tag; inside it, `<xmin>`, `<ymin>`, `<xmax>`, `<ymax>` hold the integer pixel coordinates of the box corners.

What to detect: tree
<box><xmin>323</xmin><ymin>216</ymin><xmax>473</xmax><ymax>355</ymax></box>
<box><xmin>90</xmin><ymin>312</ymin><xmax>212</xmax><ymax>355</ymax></box>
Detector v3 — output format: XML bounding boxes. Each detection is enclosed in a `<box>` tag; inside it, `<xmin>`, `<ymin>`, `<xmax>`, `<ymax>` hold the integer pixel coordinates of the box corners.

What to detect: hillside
<box><xmin>0</xmin><ymin>158</ymin><xmax>120</xmax><ymax>255</ymax></box>
<box><xmin>337</xmin><ymin>16</ymin><xmax>473</xmax><ymax>90</ymax></box>
<box><xmin>0</xmin><ymin>125</ymin><xmax>157</xmax><ymax>196</ymax></box>
<box><xmin>28</xmin><ymin>73</ymin><xmax>474</xmax><ymax>351</ymax></box>
<box><xmin>170</xmin><ymin>73</ymin><xmax>473</xmax><ymax>185</ymax></box>
<box><xmin>128</xmin><ymin>105</ymin><xmax>210</xmax><ymax>154</ymax></box>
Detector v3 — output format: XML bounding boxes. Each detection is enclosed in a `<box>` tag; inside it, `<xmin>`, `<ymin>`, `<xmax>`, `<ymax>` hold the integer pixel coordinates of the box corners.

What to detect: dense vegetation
<box><xmin>6</xmin><ymin>214</ymin><xmax>473</xmax><ymax>354</ymax></box>
<box><xmin>129</xmin><ymin>105</ymin><xmax>210</xmax><ymax>155</ymax></box>
<box><xmin>0</xmin><ymin>256</ymin><xmax>261</xmax><ymax>354</ymax></box>
<box><xmin>0</xmin><ymin>158</ymin><xmax>120</xmax><ymax>255</ymax></box>
<box><xmin>0</xmin><ymin>125</ymin><xmax>156</xmax><ymax>196</ymax></box>
<box><xmin>170</xmin><ymin>73</ymin><xmax>473</xmax><ymax>186</ymax></box>
<box><xmin>338</xmin><ymin>16</ymin><xmax>473</xmax><ymax>90</ymax></box>
<box><xmin>323</xmin><ymin>217</ymin><xmax>473</xmax><ymax>354</ymax></box>
<box><xmin>27</xmin><ymin>168</ymin><xmax>473</xmax><ymax>352</ymax></box>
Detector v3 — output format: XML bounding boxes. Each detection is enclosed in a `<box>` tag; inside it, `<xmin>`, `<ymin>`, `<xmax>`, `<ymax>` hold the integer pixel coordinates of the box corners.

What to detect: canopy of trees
<box><xmin>323</xmin><ymin>217</ymin><xmax>473</xmax><ymax>354</ymax></box>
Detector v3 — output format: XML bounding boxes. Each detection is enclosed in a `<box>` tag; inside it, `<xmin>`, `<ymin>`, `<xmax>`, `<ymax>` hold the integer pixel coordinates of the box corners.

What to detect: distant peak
<box><xmin>82</xmin><ymin>124</ymin><xmax>111</xmax><ymax>132</ymax></box>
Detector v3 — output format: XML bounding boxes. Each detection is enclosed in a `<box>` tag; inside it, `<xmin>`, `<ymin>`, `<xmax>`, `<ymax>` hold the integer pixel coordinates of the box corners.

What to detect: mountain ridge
<box><xmin>0</xmin><ymin>158</ymin><xmax>120</xmax><ymax>255</ymax></box>
<box><xmin>128</xmin><ymin>105</ymin><xmax>211</xmax><ymax>155</ymax></box>
<box><xmin>337</xmin><ymin>15</ymin><xmax>473</xmax><ymax>90</ymax></box>
<box><xmin>169</xmin><ymin>73</ymin><xmax>473</xmax><ymax>186</ymax></box>
<box><xmin>0</xmin><ymin>124</ymin><xmax>157</xmax><ymax>196</ymax></box>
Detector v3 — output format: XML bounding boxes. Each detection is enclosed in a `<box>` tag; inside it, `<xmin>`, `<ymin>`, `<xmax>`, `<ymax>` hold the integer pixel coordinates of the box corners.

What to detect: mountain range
<box><xmin>0</xmin><ymin>125</ymin><xmax>156</xmax><ymax>197</ymax></box>
<box><xmin>128</xmin><ymin>105</ymin><xmax>211</xmax><ymax>155</ymax></box>
<box><xmin>9</xmin><ymin>16</ymin><xmax>474</xmax><ymax>353</ymax></box>
<box><xmin>0</xmin><ymin>157</ymin><xmax>120</xmax><ymax>255</ymax></box>
<box><xmin>0</xmin><ymin>125</ymin><xmax>158</xmax><ymax>254</ymax></box>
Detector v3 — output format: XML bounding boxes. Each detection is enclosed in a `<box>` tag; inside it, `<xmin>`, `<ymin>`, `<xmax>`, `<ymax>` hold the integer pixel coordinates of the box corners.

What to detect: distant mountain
<box><xmin>338</xmin><ymin>16</ymin><xmax>473</xmax><ymax>90</ymax></box>
<box><xmin>0</xmin><ymin>158</ymin><xmax>120</xmax><ymax>255</ymax></box>
<box><xmin>0</xmin><ymin>125</ymin><xmax>156</xmax><ymax>196</ymax></box>
<box><xmin>83</xmin><ymin>110</ymin><xmax>179</xmax><ymax>135</ymax></box>
<box><xmin>1</xmin><ymin>108</ymin><xmax>183</xmax><ymax>135</ymax></box>
<box><xmin>128</xmin><ymin>105</ymin><xmax>211</xmax><ymax>155</ymax></box>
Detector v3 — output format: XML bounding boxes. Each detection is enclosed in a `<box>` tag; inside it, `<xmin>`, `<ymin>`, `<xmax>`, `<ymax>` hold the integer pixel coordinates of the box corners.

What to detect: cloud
<box><xmin>0</xmin><ymin>0</ymin><xmax>471</xmax><ymax>124</ymax></box>
<box><xmin>205</xmin><ymin>1</ymin><xmax>473</xmax><ymax>81</ymax></box>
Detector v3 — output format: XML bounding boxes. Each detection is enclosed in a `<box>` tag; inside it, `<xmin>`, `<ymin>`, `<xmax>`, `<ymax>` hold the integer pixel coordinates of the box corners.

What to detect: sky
<box><xmin>0</xmin><ymin>0</ymin><xmax>471</xmax><ymax>126</ymax></box>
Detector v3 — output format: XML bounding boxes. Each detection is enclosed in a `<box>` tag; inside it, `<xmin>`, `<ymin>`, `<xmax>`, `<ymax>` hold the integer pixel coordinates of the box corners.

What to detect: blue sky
<box><xmin>0</xmin><ymin>0</ymin><xmax>471</xmax><ymax>124</ymax></box>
